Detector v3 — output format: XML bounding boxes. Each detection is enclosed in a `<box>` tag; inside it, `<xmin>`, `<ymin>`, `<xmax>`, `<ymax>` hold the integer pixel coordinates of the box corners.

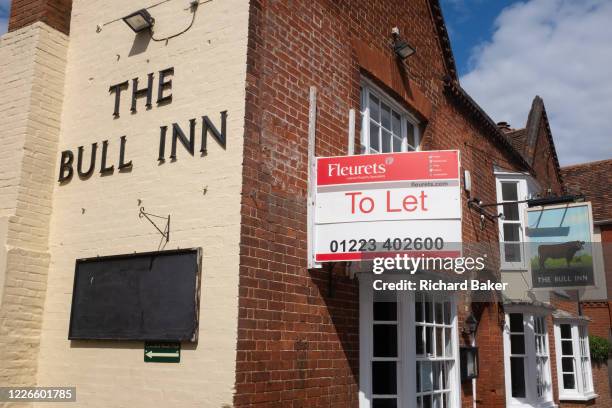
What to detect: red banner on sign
<box><xmin>316</xmin><ymin>150</ymin><xmax>459</xmax><ymax>186</ymax></box>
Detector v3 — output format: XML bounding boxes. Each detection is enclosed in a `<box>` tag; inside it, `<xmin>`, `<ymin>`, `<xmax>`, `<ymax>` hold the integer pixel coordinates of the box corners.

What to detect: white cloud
<box><xmin>461</xmin><ymin>0</ymin><xmax>612</xmax><ymax>166</ymax></box>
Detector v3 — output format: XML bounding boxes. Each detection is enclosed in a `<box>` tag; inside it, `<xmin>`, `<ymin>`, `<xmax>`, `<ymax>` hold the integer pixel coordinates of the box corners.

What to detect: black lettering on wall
<box><xmin>58</xmin><ymin>150</ymin><xmax>74</xmax><ymax>182</ymax></box>
<box><xmin>157</xmin><ymin>67</ymin><xmax>174</xmax><ymax>105</ymax></box>
<box><xmin>77</xmin><ymin>143</ymin><xmax>98</xmax><ymax>179</ymax></box>
<box><xmin>131</xmin><ymin>73</ymin><xmax>154</xmax><ymax>113</ymax></box>
<box><xmin>170</xmin><ymin>119</ymin><xmax>196</xmax><ymax>159</ymax></box>
<box><xmin>158</xmin><ymin>126</ymin><xmax>168</xmax><ymax>162</ymax></box>
<box><xmin>100</xmin><ymin>140</ymin><xmax>114</xmax><ymax>174</ymax></box>
<box><xmin>119</xmin><ymin>136</ymin><xmax>132</xmax><ymax>170</ymax></box>
<box><xmin>109</xmin><ymin>81</ymin><xmax>129</xmax><ymax>117</ymax></box>
<box><xmin>201</xmin><ymin>110</ymin><xmax>227</xmax><ymax>153</ymax></box>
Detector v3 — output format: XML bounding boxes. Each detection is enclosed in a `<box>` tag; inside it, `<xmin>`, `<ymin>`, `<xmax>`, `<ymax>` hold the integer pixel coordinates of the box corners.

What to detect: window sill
<box><xmin>508</xmin><ymin>400</ymin><xmax>557</xmax><ymax>408</ymax></box>
<box><xmin>559</xmin><ymin>391</ymin><xmax>598</xmax><ymax>401</ymax></box>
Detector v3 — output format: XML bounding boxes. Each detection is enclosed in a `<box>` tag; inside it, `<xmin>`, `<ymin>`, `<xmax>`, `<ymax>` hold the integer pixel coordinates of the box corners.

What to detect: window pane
<box><xmin>445</xmin><ymin>328</ymin><xmax>452</xmax><ymax>357</ymax></box>
<box><xmin>563</xmin><ymin>374</ymin><xmax>576</xmax><ymax>390</ymax></box>
<box><xmin>504</xmin><ymin>243</ymin><xmax>521</xmax><ymax>262</ymax></box>
<box><xmin>433</xmin><ymin>362</ymin><xmax>441</xmax><ymax>390</ymax></box>
<box><xmin>510</xmin><ymin>314</ymin><xmax>524</xmax><ymax>332</ymax></box>
<box><xmin>426</xmin><ymin>327</ymin><xmax>433</xmax><ymax>355</ymax></box>
<box><xmin>416</xmin><ymin>325</ymin><xmax>424</xmax><ymax>355</ymax></box>
<box><xmin>415</xmin><ymin>296</ymin><xmax>423</xmax><ymax>322</ymax></box>
<box><xmin>562</xmin><ymin>340</ymin><xmax>573</xmax><ymax>355</ymax></box>
<box><xmin>436</xmin><ymin>327</ymin><xmax>443</xmax><ymax>356</ymax></box>
<box><xmin>372</xmin><ymin>361</ymin><xmax>397</xmax><ymax>394</ymax></box>
<box><xmin>503</xmin><ymin>203</ymin><xmax>519</xmax><ymax>221</ymax></box>
<box><xmin>425</xmin><ymin>301</ymin><xmax>433</xmax><ymax>323</ymax></box>
<box><xmin>392</xmin><ymin>112</ymin><xmax>401</xmax><ymax>135</ymax></box>
<box><xmin>501</xmin><ymin>182</ymin><xmax>518</xmax><ymax>201</ymax></box>
<box><xmin>511</xmin><ymin>334</ymin><xmax>525</xmax><ymax>354</ymax></box>
<box><xmin>382</xmin><ymin>129</ymin><xmax>392</xmax><ymax>153</ymax></box>
<box><xmin>435</xmin><ymin>302</ymin><xmax>443</xmax><ymax>324</ymax></box>
<box><xmin>503</xmin><ymin>224</ymin><xmax>520</xmax><ymax>242</ymax></box>
<box><xmin>421</xmin><ymin>361</ymin><xmax>433</xmax><ymax>391</ymax></box>
<box><xmin>370</xmin><ymin>121</ymin><xmax>380</xmax><ymax>152</ymax></box>
<box><xmin>406</xmin><ymin>122</ymin><xmax>416</xmax><ymax>149</ymax></box>
<box><xmin>416</xmin><ymin>361</ymin><xmax>421</xmax><ymax>392</ymax></box>
<box><xmin>381</xmin><ymin>103</ymin><xmax>391</xmax><ymax>129</ymax></box>
<box><xmin>444</xmin><ymin>302</ymin><xmax>451</xmax><ymax>324</ymax></box>
<box><xmin>562</xmin><ymin>357</ymin><xmax>574</xmax><ymax>372</ymax></box>
<box><xmin>374</xmin><ymin>324</ymin><xmax>397</xmax><ymax>357</ymax></box>
<box><xmin>560</xmin><ymin>324</ymin><xmax>572</xmax><ymax>339</ymax></box>
<box><xmin>373</xmin><ymin>399</ymin><xmax>397</xmax><ymax>408</ymax></box>
<box><xmin>510</xmin><ymin>357</ymin><xmax>526</xmax><ymax>398</ymax></box>
<box><xmin>374</xmin><ymin>302</ymin><xmax>397</xmax><ymax>321</ymax></box>
<box><xmin>369</xmin><ymin>94</ymin><xmax>380</xmax><ymax>122</ymax></box>
<box><xmin>423</xmin><ymin>395</ymin><xmax>432</xmax><ymax>408</ymax></box>
<box><xmin>392</xmin><ymin>136</ymin><xmax>402</xmax><ymax>152</ymax></box>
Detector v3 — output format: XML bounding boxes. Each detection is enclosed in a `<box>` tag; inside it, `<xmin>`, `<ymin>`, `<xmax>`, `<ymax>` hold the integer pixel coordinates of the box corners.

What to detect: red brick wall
<box><xmin>530</xmin><ymin>119</ymin><xmax>564</xmax><ymax>195</ymax></box>
<box><xmin>8</xmin><ymin>0</ymin><xmax>72</xmax><ymax>35</ymax></box>
<box><xmin>235</xmin><ymin>0</ymin><xmax>563</xmax><ymax>407</ymax></box>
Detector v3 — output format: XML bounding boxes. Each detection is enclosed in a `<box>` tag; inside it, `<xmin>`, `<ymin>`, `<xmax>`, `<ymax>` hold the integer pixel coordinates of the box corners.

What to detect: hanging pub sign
<box><xmin>526</xmin><ymin>202</ymin><xmax>595</xmax><ymax>289</ymax></box>
<box><xmin>311</xmin><ymin>150</ymin><xmax>462</xmax><ymax>263</ymax></box>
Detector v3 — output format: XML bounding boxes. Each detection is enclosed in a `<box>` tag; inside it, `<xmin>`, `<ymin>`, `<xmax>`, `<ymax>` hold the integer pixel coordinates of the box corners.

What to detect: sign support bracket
<box><xmin>139</xmin><ymin>207</ymin><xmax>170</xmax><ymax>243</ymax></box>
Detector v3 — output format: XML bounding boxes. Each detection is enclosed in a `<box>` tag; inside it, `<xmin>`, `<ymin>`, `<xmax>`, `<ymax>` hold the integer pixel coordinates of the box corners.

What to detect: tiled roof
<box><xmin>561</xmin><ymin>159</ymin><xmax>612</xmax><ymax>223</ymax></box>
<box><xmin>505</xmin><ymin>128</ymin><xmax>528</xmax><ymax>159</ymax></box>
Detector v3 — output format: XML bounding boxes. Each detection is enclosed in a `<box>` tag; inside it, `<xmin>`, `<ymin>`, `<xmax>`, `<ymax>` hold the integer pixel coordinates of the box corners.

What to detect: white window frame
<box><xmin>503</xmin><ymin>307</ymin><xmax>556</xmax><ymax>408</ymax></box>
<box><xmin>359</xmin><ymin>274</ymin><xmax>460</xmax><ymax>408</ymax></box>
<box><xmin>553</xmin><ymin>320</ymin><xmax>597</xmax><ymax>401</ymax></box>
<box><xmin>495</xmin><ymin>175</ymin><xmax>528</xmax><ymax>270</ymax></box>
<box><xmin>360</xmin><ymin>79</ymin><xmax>420</xmax><ymax>155</ymax></box>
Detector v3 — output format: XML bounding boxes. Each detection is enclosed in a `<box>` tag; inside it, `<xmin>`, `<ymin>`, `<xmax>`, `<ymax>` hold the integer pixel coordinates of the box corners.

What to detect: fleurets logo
<box><xmin>328</xmin><ymin>160</ymin><xmax>388</xmax><ymax>177</ymax></box>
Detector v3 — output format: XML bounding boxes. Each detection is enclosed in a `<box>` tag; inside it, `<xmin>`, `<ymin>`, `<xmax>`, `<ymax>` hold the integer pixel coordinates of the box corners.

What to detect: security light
<box><xmin>391</xmin><ymin>27</ymin><xmax>416</xmax><ymax>60</ymax></box>
<box><xmin>123</xmin><ymin>9</ymin><xmax>155</xmax><ymax>33</ymax></box>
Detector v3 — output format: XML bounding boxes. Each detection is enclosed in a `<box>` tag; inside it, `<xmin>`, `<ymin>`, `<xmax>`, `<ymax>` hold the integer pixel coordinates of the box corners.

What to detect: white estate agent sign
<box><xmin>312</xmin><ymin>150</ymin><xmax>462</xmax><ymax>263</ymax></box>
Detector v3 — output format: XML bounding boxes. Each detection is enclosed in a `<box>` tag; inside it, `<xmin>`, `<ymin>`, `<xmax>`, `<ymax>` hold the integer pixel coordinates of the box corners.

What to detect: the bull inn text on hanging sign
<box><xmin>313</xmin><ymin>150</ymin><xmax>462</xmax><ymax>263</ymax></box>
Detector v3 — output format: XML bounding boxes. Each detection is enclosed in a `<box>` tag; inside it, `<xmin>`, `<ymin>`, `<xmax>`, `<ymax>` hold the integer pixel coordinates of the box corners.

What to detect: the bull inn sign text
<box><xmin>57</xmin><ymin>67</ymin><xmax>227</xmax><ymax>183</ymax></box>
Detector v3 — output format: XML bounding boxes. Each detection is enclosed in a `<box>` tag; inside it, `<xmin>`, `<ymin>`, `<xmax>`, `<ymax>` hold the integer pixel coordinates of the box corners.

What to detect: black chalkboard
<box><xmin>68</xmin><ymin>249</ymin><xmax>200</xmax><ymax>342</ymax></box>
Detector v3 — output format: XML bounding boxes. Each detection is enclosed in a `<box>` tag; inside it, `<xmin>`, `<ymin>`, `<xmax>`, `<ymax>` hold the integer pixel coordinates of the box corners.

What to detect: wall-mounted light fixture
<box><xmin>460</xmin><ymin>346</ymin><xmax>479</xmax><ymax>381</ymax></box>
<box><xmin>391</xmin><ymin>27</ymin><xmax>416</xmax><ymax>60</ymax></box>
<box><xmin>123</xmin><ymin>9</ymin><xmax>155</xmax><ymax>33</ymax></box>
<box><xmin>463</xmin><ymin>312</ymin><xmax>479</xmax><ymax>334</ymax></box>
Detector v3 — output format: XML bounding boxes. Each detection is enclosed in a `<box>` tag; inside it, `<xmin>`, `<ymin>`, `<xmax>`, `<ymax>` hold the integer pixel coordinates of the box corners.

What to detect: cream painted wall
<box><xmin>0</xmin><ymin>22</ymin><xmax>69</xmax><ymax>394</ymax></box>
<box><xmin>35</xmin><ymin>1</ymin><xmax>249</xmax><ymax>407</ymax></box>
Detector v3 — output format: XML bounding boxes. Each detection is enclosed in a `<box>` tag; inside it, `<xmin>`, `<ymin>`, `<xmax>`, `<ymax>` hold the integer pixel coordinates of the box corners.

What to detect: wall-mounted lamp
<box><xmin>460</xmin><ymin>346</ymin><xmax>479</xmax><ymax>381</ymax></box>
<box><xmin>391</xmin><ymin>27</ymin><xmax>416</xmax><ymax>60</ymax></box>
<box><xmin>123</xmin><ymin>9</ymin><xmax>155</xmax><ymax>33</ymax></box>
<box><xmin>463</xmin><ymin>313</ymin><xmax>479</xmax><ymax>334</ymax></box>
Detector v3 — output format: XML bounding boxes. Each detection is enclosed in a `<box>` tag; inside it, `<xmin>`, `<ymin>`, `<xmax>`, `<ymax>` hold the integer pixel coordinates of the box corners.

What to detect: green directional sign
<box><xmin>144</xmin><ymin>341</ymin><xmax>181</xmax><ymax>363</ymax></box>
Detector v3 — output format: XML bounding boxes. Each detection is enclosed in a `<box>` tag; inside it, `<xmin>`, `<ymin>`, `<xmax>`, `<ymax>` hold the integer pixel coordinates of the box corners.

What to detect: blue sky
<box><xmin>440</xmin><ymin>0</ymin><xmax>518</xmax><ymax>76</ymax></box>
<box><xmin>0</xmin><ymin>0</ymin><xmax>610</xmax><ymax>166</ymax></box>
<box><xmin>0</xmin><ymin>0</ymin><xmax>9</xmax><ymax>35</ymax></box>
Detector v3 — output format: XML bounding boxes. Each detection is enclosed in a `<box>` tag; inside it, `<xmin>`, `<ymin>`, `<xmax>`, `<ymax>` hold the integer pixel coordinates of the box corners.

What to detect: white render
<box><xmin>1</xmin><ymin>0</ymin><xmax>249</xmax><ymax>406</ymax></box>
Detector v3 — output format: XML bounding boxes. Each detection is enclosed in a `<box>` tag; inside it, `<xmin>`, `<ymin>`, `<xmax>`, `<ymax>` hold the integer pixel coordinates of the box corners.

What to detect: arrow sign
<box><xmin>144</xmin><ymin>341</ymin><xmax>181</xmax><ymax>363</ymax></box>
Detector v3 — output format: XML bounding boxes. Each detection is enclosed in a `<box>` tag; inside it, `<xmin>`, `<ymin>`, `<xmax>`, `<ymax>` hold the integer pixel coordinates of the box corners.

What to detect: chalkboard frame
<box><xmin>68</xmin><ymin>248</ymin><xmax>201</xmax><ymax>342</ymax></box>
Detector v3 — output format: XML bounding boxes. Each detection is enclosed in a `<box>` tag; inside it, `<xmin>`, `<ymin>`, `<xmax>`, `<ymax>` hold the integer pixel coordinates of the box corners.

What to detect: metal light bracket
<box><xmin>139</xmin><ymin>207</ymin><xmax>170</xmax><ymax>243</ymax></box>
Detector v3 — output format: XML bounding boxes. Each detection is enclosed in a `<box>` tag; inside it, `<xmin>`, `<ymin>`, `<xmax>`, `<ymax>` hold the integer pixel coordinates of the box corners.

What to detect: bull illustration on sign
<box><xmin>537</xmin><ymin>240</ymin><xmax>585</xmax><ymax>270</ymax></box>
